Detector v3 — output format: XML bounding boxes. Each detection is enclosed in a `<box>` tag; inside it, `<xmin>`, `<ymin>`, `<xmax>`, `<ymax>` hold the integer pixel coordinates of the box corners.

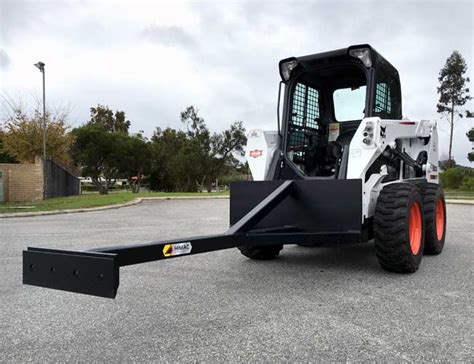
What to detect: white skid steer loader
<box><xmin>23</xmin><ymin>44</ymin><xmax>446</xmax><ymax>298</ymax></box>
<box><xmin>245</xmin><ymin>44</ymin><xmax>446</xmax><ymax>272</ymax></box>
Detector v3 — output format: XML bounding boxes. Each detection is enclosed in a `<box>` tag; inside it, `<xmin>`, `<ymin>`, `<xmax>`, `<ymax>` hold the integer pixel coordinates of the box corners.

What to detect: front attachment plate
<box><xmin>230</xmin><ymin>179</ymin><xmax>362</xmax><ymax>234</ymax></box>
<box><xmin>23</xmin><ymin>248</ymin><xmax>119</xmax><ymax>298</ymax></box>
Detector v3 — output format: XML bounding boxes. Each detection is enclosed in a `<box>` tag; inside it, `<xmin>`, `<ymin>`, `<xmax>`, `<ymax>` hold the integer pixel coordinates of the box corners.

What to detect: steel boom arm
<box><xmin>23</xmin><ymin>181</ymin><xmax>294</xmax><ymax>298</ymax></box>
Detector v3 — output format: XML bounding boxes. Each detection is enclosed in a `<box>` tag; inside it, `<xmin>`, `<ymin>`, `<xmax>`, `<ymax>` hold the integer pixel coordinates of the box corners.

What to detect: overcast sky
<box><xmin>1</xmin><ymin>0</ymin><xmax>473</xmax><ymax>165</ymax></box>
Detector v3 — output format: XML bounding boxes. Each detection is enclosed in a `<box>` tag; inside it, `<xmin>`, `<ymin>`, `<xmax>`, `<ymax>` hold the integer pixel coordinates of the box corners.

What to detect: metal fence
<box><xmin>44</xmin><ymin>159</ymin><xmax>80</xmax><ymax>199</ymax></box>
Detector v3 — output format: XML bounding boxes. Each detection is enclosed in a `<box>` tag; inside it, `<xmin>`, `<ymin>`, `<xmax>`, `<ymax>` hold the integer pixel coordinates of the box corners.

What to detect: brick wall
<box><xmin>0</xmin><ymin>157</ymin><xmax>44</xmax><ymax>203</ymax></box>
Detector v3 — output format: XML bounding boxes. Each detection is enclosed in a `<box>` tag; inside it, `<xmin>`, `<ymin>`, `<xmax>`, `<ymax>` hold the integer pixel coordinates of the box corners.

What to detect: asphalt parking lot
<box><xmin>1</xmin><ymin>199</ymin><xmax>473</xmax><ymax>362</ymax></box>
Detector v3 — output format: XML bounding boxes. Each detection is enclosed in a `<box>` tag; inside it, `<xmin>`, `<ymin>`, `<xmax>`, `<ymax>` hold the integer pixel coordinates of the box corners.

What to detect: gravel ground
<box><xmin>1</xmin><ymin>199</ymin><xmax>473</xmax><ymax>362</ymax></box>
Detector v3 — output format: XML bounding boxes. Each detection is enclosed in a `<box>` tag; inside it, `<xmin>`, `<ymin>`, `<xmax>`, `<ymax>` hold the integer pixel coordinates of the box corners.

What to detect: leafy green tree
<box><xmin>150</xmin><ymin>127</ymin><xmax>200</xmax><ymax>192</ymax></box>
<box><xmin>203</xmin><ymin>121</ymin><xmax>247</xmax><ymax>191</ymax></box>
<box><xmin>468</xmin><ymin>128</ymin><xmax>474</xmax><ymax>162</ymax></box>
<box><xmin>149</xmin><ymin>107</ymin><xmax>246</xmax><ymax>192</ymax></box>
<box><xmin>437</xmin><ymin>51</ymin><xmax>472</xmax><ymax>164</ymax></box>
<box><xmin>150</xmin><ymin>129</ymin><xmax>170</xmax><ymax>191</ymax></box>
<box><xmin>180</xmin><ymin>106</ymin><xmax>246</xmax><ymax>191</ymax></box>
<box><xmin>2</xmin><ymin>110</ymin><xmax>74</xmax><ymax>167</ymax></box>
<box><xmin>120</xmin><ymin>134</ymin><xmax>152</xmax><ymax>193</ymax></box>
<box><xmin>88</xmin><ymin>104</ymin><xmax>130</xmax><ymax>133</ymax></box>
<box><xmin>0</xmin><ymin>130</ymin><xmax>17</xmax><ymax>163</ymax></box>
<box><xmin>179</xmin><ymin>106</ymin><xmax>211</xmax><ymax>189</ymax></box>
<box><xmin>71</xmin><ymin>123</ymin><xmax>127</xmax><ymax>194</ymax></box>
<box><xmin>1</xmin><ymin>99</ymin><xmax>73</xmax><ymax>167</ymax></box>
<box><xmin>71</xmin><ymin>106</ymin><xmax>135</xmax><ymax>194</ymax></box>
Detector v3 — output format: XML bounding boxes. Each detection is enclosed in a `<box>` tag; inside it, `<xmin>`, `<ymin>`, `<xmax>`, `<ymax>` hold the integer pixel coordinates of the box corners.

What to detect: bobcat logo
<box><xmin>249</xmin><ymin>150</ymin><xmax>263</xmax><ymax>158</ymax></box>
<box><xmin>380</xmin><ymin>126</ymin><xmax>386</xmax><ymax>138</ymax></box>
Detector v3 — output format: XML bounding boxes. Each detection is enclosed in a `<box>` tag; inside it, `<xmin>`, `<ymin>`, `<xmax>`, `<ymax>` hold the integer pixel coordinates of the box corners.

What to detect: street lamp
<box><xmin>34</xmin><ymin>61</ymin><xmax>47</xmax><ymax>197</ymax></box>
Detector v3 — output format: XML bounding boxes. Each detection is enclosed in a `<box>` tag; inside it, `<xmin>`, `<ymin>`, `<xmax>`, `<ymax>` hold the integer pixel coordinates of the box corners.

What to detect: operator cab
<box><xmin>277</xmin><ymin>44</ymin><xmax>402</xmax><ymax>179</ymax></box>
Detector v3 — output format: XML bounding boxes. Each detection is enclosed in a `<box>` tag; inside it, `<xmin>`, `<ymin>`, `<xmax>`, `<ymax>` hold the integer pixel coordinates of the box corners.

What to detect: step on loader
<box><xmin>23</xmin><ymin>44</ymin><xmax>447</xmax><ymax>298</ymax></box>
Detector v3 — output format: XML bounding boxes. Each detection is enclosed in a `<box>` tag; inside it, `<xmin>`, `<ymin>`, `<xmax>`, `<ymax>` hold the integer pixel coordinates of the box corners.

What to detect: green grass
<box><xmin>443</xmin><ymin>189</ymin><xmax>474</xmax><ymax>200</ymax></box>
<box><xmin>0</xmin><ymin>191</ymin><xmax>229</xmax><ymax>214</ymax></box>
<box><xmin>1</xmin><ymin>188</ymin><xmax>471</xmax><ymax>215</ymax></box>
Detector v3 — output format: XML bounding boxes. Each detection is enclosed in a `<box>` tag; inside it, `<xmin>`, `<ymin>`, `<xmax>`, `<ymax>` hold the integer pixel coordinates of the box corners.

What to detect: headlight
<box><xmin>279</xmin><ymin>59</ymin><xmax>298</xmax><ymax>81</ymax></box>
<box><xmin>362</xmin><ymin>121</ymin><xmax>374</xmax><ymax>145</ymax></box>
<box><xmin>349</xmin><ymin>47</ymin><xmax>372</xmax><ymax>68</ymax></box>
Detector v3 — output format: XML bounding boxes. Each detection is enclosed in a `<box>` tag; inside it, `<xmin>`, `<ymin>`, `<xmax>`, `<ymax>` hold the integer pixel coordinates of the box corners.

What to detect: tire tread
<box><xmin>238</xmin><ymin>245</ymin><xmax>283</xmax><ymax>260</ymax></box>
<box><xmin>374</xmin><ymin>183</ymin><xmax>424</xmax><ymax>273</ymax></box>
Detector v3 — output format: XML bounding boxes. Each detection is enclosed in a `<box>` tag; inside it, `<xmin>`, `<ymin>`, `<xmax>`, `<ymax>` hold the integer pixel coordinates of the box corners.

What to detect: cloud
<box><xmin>141</xmin><ymin>25</ymin><xmax>195</xmax><ymax>48</ymax></box>
<box><xmin>0</xmin><ymin>49</ymin><xmax>10</xmax><ymax>69</ymax></box>
<box><xmin>0</xmin><ymin>1</ymin><xmax>71</xmax><ymax>44</ymax></box>
<box><xmin>0</xmin><ymin>0</ymin><xmax>473</xmax><ymax>165</ymax></box>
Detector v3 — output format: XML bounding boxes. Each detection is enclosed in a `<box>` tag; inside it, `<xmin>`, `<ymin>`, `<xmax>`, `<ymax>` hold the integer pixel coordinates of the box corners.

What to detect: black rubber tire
<box><xmin>418</xmin><ymin>183</ymin><xmax>446</xmax><ymax>255</ymax></box>
<box><xmin>374</xmin><ymin>183</ymin><xmax>425</xmax><ymax>273</ymax></box>
<box><xmin>238</xmin><ymin>245</ymin><xmax>283</xmax><ymax>260</ymax></box>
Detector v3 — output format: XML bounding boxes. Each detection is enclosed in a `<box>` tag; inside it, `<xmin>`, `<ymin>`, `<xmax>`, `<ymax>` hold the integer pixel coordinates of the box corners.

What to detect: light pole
<box><xmin>34</xmin><ymin>61</ymin><xmax>47</xmax><ymax>197</ymax></box>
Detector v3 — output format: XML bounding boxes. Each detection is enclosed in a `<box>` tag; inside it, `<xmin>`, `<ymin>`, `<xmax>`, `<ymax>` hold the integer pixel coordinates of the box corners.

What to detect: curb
<box><xmin>444</xmin><ymin>199</ymin><xmax>474</xmax><ymax>205</ymax></box>
<box><xmin>0</xmin><ymin>196</ymin><xmax>229</xmax><ymax>219</ymax></box>
<box><xmin>0</xmin><ymin>196</ymin><xmax>471</xmax><ymax>219</ymax></box>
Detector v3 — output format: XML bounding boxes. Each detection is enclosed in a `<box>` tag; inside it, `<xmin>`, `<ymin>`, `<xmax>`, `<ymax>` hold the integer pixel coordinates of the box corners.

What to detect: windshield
<box><xmin>284</xmin><ymin>64</ymin><xmax>367</xmax><ymax>178</ymax></box>
<box><xmin>333</xmin><ymin>86</ymin><xmax>367</xmax><ymax>122</ymax></box>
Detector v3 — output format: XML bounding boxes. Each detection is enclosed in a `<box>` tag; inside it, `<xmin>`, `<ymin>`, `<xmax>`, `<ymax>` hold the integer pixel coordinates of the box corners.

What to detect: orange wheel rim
<box><xmin>436</xmin><ymin>198</ymin><xmax>445</xmax><ymax>241</ymax></box>
<box><xmin>409</xmin><ymin>202</ymin><xmax>422</xmax><ymax>255</ymax></box>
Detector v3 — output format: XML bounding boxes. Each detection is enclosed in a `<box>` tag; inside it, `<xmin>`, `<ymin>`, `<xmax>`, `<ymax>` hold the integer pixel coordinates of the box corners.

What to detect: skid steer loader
<box><xmin>23</xmin><ymin>44</ymin><xmax>446</xmax><ymax>298</ymax></box>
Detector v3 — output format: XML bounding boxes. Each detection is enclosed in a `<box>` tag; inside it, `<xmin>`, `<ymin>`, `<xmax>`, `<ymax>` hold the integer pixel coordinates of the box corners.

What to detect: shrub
<box><xmin>439</xmin><ymin>168</ymin><xmax>466</xmax><ymax>189</ymax></box>
<box><xmin>460</xmin><ymin>177</ymin><xmax>474</xmax><ymax>191</ymax></box>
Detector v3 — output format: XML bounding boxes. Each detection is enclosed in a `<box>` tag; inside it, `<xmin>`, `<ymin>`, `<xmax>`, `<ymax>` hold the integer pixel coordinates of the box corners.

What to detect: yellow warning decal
<box><xmin>162</xmin><ymin>242</ymin><xmax>192</xmax><ymax>257</ymax></box>
<box><xmin>163</xmin><ymin>244</ymin><xmax>173</xmax><ymax>257</ymax></box>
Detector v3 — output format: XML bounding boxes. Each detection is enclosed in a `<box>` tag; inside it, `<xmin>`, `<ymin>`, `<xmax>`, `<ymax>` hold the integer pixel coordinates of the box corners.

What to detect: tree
<box><xmin>1</xmin><ymin>104</ymin><xmax>74</xmax><ymax>168</ymax></box>
<box><xmin>71</xmin><ymin>106</ymin><xmax>133</xmax><ymax>194</ymax></box>
<box><xmin>468</xmin><ymin>128</ymin><xmax>474</xmax><ymax>162</ymax></box>
<box><xmin>88</xmin><ymin>104</ymin><xmax>130</xmax><ymax>133</ymax></box>
<box><xmin>180</xmin><ymin>106</ymin><xmax>246</xmax><ymax>191</ymax></box>
<box><xmin>149</xmin><ymin>107</ymin><xmax>247</xmax><ymax>192</ymax></box>
<box><xmin>120</xmin><ymin>134</ymin><xmax>152</xmax><ymax>193</ymax></box>
<box><xmin>437</xmin><ymin>51</ymin><xmax>472</xmax><ymax>164</ymax></box>
<box><xmin>179</xmin><ymin>106</ymin><xmax>212</xmax><ymax>189</ymax></box>
<box><xmin>0</xmin><ymin>130</ymin><xmax>17</xmax><ymax>163</ymax></box>
<box><xmin>206</xmin><ymin>120</ymin><xmax>247</xmax><ymax>190</ymax></box>
<box><xmin>150</xmin><ymin>127</ymin><xmax>200</xmax><ymax>192</ymax></box>
<box><xmin>71</xmin><ymin>123</ymin><xmax>127</xmax><ymax>194</ymax></box>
